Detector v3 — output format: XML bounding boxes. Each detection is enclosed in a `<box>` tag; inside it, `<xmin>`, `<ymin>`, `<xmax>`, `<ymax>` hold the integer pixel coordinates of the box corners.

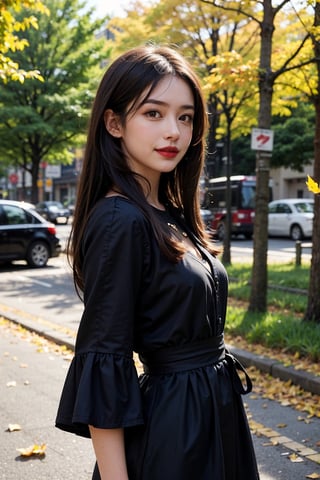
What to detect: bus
<box><xmin>202</xmin><ymin>175</ymin><xmax>262</xmax><ymax>240</ymax></box>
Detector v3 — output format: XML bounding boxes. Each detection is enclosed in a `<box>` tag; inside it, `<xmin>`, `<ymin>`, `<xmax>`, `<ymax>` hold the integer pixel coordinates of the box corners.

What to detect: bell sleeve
<box><xmin>55</xmin><ymin>199</ymin><xmax>150</xmax><ymax>438</ymax></box>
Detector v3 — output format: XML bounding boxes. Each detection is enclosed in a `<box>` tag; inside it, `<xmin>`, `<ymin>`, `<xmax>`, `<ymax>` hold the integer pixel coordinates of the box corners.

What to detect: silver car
<box><xmin>268</xmin><ymin>198</ymin><xmax>314</xmax><ymax>240</ymax></box>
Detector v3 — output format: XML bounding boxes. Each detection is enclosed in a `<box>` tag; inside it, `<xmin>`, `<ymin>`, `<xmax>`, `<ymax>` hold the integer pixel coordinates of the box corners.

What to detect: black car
<box><xmin>0</xmin><ymin>200</ymin><xmax>61</xmax><ymax>267</ymax></box>
<box><xmin>200</xmin><ymin>208</ymin><xmax>214</xmax><ymax>237</ymax></box>
<box><xmin>36</xmin><ymin>201</ymin><xmax>70</xmax><ymax>224</ymax></box>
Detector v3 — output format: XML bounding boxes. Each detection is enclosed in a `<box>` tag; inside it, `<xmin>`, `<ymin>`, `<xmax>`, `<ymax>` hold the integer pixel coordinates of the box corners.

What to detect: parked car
<box><xmin>63</xmin><ymin>198</ymin><xmax>76</xmax><ymax>215</ymax></box>
<box><xmin>200</xmin><ymin>208</ymin><xmax>215</xmax><ymax>237</ymax></box>
<box><xmin>0</xmin><ymin>200</ymin><xmax>61</xmax><ymax>267</ymax></box>
<box><xmin>36</xmin><ymin>201</ymin><xmax>70</xmax><ymax>224</ymax></box>
<box><xmin>268</xmin><ymin>198</ymin><xmax>314</xmax><ymax>240</ymax></box>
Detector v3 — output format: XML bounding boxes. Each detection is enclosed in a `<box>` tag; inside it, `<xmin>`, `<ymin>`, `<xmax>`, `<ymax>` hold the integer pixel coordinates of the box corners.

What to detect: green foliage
<box><xmin>230</xmin><ymin>135</ymin><xmax>255</xmax><ymax>175</ymax></box>
<box><xmin>0</xmin><ymin>0</ymin><xmax>107</xmax><ymax>201</ymax></box>
<box><xmin>271</xmin><ymin>104</ymin><xmax>315</xmax><ymax>171</ymax></box>
<box><xmin>230</xmin><ymin>101</ymin><xmax>315</xmax><ymax>174</ymax></box>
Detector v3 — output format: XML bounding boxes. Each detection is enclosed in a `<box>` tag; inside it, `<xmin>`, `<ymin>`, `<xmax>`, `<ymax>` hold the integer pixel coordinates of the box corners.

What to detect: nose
<box><xmin>164</xmin><ymin>116</ymin><xmax>180</xmax><ymax>140</ymax></box>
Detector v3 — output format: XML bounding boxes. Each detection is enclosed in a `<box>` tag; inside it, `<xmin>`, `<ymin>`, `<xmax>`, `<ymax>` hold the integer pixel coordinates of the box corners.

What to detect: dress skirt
<box><xmin>92</xmin><ymin>337</ymin><xmax>259</xmax><ymax>480</ymax></box>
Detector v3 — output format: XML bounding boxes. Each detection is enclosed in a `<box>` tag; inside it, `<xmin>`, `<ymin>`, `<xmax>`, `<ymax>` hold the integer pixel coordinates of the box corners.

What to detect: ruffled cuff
<box><xmin>55</xmin><ymin>352</ymin><xmax>144</xmax><ymax>438</ymax></box>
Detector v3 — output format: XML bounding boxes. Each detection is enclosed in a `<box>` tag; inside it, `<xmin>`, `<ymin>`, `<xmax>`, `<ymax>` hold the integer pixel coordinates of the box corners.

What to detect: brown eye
<box><xmin>145</xmin><ymin>110</ymin><xmax>161</xmax><ymax>118</ymax></box>
<box><xmin>180</xmin><ymin>114</ymin><xmax>193</xmax><ymax>123</ymax></box>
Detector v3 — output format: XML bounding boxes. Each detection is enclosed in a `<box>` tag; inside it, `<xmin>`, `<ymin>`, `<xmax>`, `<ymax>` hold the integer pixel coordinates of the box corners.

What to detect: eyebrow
<box><xmin>144</xmin><ymin>99</ymin><xmax>195</xmax><ymax>110</ymax></box>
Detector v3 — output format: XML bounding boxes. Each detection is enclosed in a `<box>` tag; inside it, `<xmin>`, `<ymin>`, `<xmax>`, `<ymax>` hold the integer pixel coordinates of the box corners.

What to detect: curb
<box><xmin>1</xmin><ymin>308</ymin><xmax>320</xmax><ymax>396</ymax></box>
<box><xmin>228</xmin><ymin>345</ymin><xmax>320</xmax><ymax>396</ymax></box>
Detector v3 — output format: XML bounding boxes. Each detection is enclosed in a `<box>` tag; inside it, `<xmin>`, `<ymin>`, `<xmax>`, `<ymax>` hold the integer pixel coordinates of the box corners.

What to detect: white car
<box><xmin>268</xmin><ymin>198</ymin><xmax>314</xmax><ymax>240</ymax></box>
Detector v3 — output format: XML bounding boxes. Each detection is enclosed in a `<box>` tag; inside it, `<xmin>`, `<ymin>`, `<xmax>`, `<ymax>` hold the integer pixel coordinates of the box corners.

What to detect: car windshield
<box><xmin>294</xmin><ymin>202</ymin><xmax>314</xmax><ymax>213</ymax></box>
<box><xmin>48</xmin><ymin>202</ymin><xmax>64</xmax><ymax>209</ymax></box>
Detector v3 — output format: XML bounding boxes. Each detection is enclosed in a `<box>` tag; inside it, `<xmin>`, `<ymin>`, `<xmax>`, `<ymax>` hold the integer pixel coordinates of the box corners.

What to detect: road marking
<box><xmin>15</xmin><ymin>274</ymin><xmax>52</xmax><ymax>288</ymax></box>
<box><xmin>249</xmin><ymin>419</ymin><xmax>320</xmax><ymax>465</ymax></box>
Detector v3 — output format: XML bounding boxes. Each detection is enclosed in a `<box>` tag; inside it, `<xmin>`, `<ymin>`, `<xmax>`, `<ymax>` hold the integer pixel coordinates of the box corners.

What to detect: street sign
<box><xmin>45</xmin><ymin>178</ymin><xmax>53</xmax><ymax>193</ymax></box>
<box><xmin>45</xmin><ymin>164</ymin><xmax>61</xmax><ymax>178</ymax></box>
<box><xmin>9</xmin><ymin>173</ymin><xmax>18</xmax><ymax>185</ymax></box>
<box><xmin>251</xmin><ymin>128</ymin><xmax>274</xmax><ymax>152</ymax></box>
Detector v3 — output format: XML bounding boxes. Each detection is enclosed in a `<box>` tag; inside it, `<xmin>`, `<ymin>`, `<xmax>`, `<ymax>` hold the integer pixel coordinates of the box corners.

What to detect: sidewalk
<box><xmin>1</xmin><ymin>303</ymin><xmax>319</xmax><ymax>396</ymax></box>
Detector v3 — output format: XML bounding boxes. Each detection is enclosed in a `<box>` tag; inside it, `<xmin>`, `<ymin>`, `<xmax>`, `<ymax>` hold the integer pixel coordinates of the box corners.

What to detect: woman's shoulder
<box><xmin>94</xmin><ymin>195</ymin><xmax>143</xmax><ymax>215</ymax></box>
<box><xmin>88</xmin><ymin>196</ymin><xmax>149</xmax><ymax>232</ymax></box>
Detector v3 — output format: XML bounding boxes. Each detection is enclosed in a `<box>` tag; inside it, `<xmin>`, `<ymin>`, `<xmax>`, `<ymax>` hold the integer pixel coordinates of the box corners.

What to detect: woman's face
<box><xmin>105</xmin><ymin>75</ymin><xmax>195</xmax><ymax>185</ymax></box>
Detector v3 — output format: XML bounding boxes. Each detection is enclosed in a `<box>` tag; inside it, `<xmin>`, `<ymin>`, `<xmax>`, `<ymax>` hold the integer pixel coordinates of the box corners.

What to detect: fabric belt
<box><xmin>139</xmin><ymin>335</ymin><xmax>252</xmax><ymax>395</ymax></box>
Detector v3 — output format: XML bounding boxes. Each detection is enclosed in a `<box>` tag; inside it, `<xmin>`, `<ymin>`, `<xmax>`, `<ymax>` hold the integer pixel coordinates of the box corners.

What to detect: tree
<box><xmin>268</xmin><ymin>1</ymin><xmax>320</xmax><ymax>322</ymax></box>
<box><xmin>204</xmin><ymin>49</ymin><xmax>259</xmax><ymax>263</ymax></box>
<box><xmin>0</xmin><ymin>0</ymin><xmax>48</xmax><ymax>82</ymax></box>
<box><xmin>304</xmin><ymin>1</ymin><xmax>320</xmax><ymax>322</ymax></box>
<box><xmin>207</xmin><ymin>0</ymin><xmax>311</xmax><ymax>312</ymax></box>
<box><xmin>0</xmin><ymin>0</ymin><xmax>107</xmax><ymax>202</ymax></box>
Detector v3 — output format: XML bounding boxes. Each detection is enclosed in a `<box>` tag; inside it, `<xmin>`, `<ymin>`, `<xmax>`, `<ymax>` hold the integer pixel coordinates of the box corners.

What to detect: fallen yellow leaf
<box><xmin>289</xmin><ymin>452</ymin><xmax>303</xmax><ymax>463</ymax></box>
<box><xmin>17</xmin><ymin>443</ymin><xmax>46</xmax><ymax>457</ymax></box>
<box><xmin>306</xmin><ymin>473</ymin><xmax>320</xmax><ymax>479</ymax></box>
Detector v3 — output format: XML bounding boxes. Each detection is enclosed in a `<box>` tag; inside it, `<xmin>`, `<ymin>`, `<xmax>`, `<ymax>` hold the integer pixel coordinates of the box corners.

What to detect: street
<box><xmin>0</xmin><ymin>227</ymin><xmax>319</xmax><ymax>479</ymax></box>
<box><xmin>56</xmin><ymin>223</ymin><xmax>313</xmax><ymax>264</ymax></box>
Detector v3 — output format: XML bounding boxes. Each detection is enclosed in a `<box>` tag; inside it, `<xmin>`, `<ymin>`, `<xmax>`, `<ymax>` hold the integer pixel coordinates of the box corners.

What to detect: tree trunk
<box><xmin>222</xmin><ymin>121</ymin><xmax>232</xmax><ymax>265</ymax></box>
<box><xmin>248</xmin><ymin>0</ymin><xmax>274</xmax><ymax>312</ymax></box>
<box><xmin>206</xmin><ymin>94</ymin><xmax>220</xmax><ymax>178</ymax></box>
<box><xmin>31</xmin><ymin>161</ymin><xmax>40</xmax><ymax>204</ymax></box>
<box><xmin>305</xmin><ymin>1</ymin><xmax>320</xmax><ymax>323</ymax></box>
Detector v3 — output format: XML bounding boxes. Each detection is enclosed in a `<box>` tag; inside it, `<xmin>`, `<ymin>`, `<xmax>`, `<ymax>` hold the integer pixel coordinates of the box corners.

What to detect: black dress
<box><xmin>55</xmin><ymin>196</ymin><xmax>259</xmax><ymax>480</ymax></box>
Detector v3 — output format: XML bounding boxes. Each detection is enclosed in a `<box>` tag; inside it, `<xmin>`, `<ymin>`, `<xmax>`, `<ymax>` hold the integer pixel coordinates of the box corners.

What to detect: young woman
<box><xmin>56</xmin><ymin>45</ymin><xmax>259</xmax><ymax>480</ymax></box>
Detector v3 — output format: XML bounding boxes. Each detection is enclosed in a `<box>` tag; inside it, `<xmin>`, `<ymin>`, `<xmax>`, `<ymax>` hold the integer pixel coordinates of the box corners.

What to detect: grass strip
<box><xmin>225</xmin><ymin>262</ymin><xmax>320</xmax><ymax>361</ymax></box>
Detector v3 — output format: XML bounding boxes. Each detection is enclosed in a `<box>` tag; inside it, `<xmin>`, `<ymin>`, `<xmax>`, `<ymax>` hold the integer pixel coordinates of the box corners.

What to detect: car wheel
<box><xmin>290</xmin><ymin>224</ymin><xmax>303</xmax><ymax>241</ymax></box>
<box><xmin>217</xmin><ymin>222</ymin><xmax>225</xmax><ymax>241</ymax></box>
<box><xmin>26</xmin><ymin>241</ymin><xmax>50</xmax><ymax>267</ymax></box>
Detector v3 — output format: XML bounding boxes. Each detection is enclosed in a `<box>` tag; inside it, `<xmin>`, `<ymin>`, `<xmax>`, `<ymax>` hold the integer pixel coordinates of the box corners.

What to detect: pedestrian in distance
<box><xmin>55</xmin><ymin>45</ymin><xmax>260</xmax><ymax>480</ymax></box>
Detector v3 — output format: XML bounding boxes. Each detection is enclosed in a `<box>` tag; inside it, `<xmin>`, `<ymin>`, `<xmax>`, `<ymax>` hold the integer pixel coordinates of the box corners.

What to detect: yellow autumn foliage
<box><xmin>0</xmin><ymin>0</ymin><xmax>49</xmax><ymax>82</ymax></box>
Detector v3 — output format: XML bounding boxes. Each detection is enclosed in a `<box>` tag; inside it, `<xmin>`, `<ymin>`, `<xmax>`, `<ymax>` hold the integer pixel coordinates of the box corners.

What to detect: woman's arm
<box><xmin>89</xmin><ymin>426</ymin><xmax>129</xmax><ymax>480</ymax></box>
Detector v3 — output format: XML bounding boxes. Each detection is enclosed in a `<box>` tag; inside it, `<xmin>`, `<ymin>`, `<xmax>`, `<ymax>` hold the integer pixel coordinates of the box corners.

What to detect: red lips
<box><xmin>155</xmin><ymin>146</ymin><xmax>179</xmax><ymax>159</ymax></box>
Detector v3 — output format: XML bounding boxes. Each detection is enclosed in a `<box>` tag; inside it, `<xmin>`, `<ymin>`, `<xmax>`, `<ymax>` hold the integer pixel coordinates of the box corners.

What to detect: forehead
<box><xmin>143</xmin><ymin>75</ymin><xmax>194</xmax><ymax>106</ymax></box>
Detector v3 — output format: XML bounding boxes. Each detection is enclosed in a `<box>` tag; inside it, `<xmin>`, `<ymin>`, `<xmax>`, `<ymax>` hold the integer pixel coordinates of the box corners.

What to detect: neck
<box><xmin>146</xmin><ymin>196</ymin><xmax>165</xmax><ymax>211</ymax></box>
<box><xmin>143</xmin><ymin>175</ymin><xmax>163</xmax><ymax>210</ymax></box>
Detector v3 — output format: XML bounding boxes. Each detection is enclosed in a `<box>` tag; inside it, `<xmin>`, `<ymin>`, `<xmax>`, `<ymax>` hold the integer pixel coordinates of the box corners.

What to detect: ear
<box><xmin>104</xmin><ymin>109</ymin><xmax>123</xmax><ymax>138</ymax></box>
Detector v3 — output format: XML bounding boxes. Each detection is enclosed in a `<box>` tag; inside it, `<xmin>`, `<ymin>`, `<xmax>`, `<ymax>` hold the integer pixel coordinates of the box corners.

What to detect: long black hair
<box><xmin>70</xmin><ymin>45</ymin><xmax>217</xmax><ymax>294</ymax></box>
